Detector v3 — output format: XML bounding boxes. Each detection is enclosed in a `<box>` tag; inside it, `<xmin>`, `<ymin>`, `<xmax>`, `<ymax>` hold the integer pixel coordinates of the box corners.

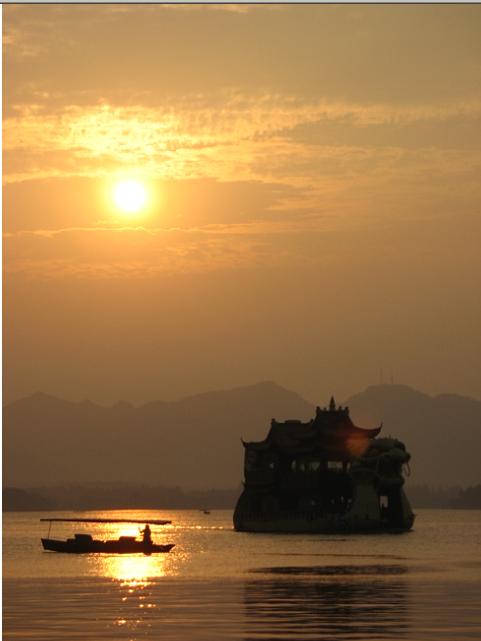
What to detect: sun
<box><xmin>113</xmin><ymin>180</ymin><xmax>148</xmax><ymax>215</ymax></box>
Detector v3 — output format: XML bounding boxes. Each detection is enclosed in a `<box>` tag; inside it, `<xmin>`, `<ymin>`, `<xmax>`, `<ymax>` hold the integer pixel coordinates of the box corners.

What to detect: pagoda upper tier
<box><xmin>243</xmin><ymin>396</ymin><xmax>382</xmax><ymax>459</ymax></box>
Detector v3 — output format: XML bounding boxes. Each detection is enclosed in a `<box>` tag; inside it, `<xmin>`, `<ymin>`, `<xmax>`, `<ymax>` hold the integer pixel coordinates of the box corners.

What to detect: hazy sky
<box><xmin>4</xmin><ymin>5</ymin><xmax>481</xmax><ymax>405</ymax></box>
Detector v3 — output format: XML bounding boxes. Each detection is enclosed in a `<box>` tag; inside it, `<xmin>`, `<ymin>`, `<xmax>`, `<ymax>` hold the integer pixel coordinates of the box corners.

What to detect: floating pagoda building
<box><xmin>234</xmin><ymin>397</ymin><xmax>414</xmax><ymax>533</ymax></box>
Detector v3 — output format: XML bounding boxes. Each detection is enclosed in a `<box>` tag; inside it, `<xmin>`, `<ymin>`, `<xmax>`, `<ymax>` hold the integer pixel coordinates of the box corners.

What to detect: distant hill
<box><xmin>3</xmin><ymin>382</ymin><xmax>480</xmax><ymax>489</ymax></box>
<box><xmin>346</xmin><ymin>385</ymin><xmax>481</xmax><ymax>487</ymax></box>
<box><xmin>3</xmin><ymin>382</ymin><xmax>313</xmax><ymax>489</ymax></box>
<box><xmin>2</xmin><ymin>487</ymin><xmax>55</xmax><ymax>511</ymax></box>
<box><xmin>2</xmin><ymin>484</ymin><xmax>239</xmax><ymax>512</ymax></box>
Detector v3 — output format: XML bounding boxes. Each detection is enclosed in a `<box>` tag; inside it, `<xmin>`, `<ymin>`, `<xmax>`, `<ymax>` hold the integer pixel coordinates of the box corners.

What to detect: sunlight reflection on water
<box><xmin>92</xmin><ymin>549</ymin><xmax>188</xmax><ymax>581</ymax></box>
<box><xmin>3</xmin><ymin>510</ymin><xmax>481</xmax><ymax>640</ymax></box>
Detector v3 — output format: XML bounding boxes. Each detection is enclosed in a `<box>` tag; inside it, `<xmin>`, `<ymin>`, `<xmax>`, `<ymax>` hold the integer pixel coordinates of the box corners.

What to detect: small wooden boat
<box><xmin>40</xmin><ymin>517</ymin><xmax>175</xmax><ymax>555</ymax></box>
<box><xmin>42</xmin><ymin>534</ymin><xmax>174</xmax><ymax>555</ymax></box>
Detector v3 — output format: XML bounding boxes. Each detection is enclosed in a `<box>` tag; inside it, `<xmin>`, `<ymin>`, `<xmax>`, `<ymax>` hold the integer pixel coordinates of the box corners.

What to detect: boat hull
<box><xmin>233</xmin><ymin>513</ymin><xmax>415</xmax><ymax>534</ymax></box>
<box><xmin>41</xmin><ymin>538</ymin><xmax>175</xmax><ymax>555</ymax></box>
<box><xmin>233</xmin><ymin>485</ymin><xmax>415</xmax><ymax>534</ymax></box>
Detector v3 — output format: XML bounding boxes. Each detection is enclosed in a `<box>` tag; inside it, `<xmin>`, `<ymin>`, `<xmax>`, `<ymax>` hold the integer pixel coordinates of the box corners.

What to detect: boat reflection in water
<box><xmin>244</xmin><ymin>563</ymin><xmax>410</xmax><ymax>640</ymax></box>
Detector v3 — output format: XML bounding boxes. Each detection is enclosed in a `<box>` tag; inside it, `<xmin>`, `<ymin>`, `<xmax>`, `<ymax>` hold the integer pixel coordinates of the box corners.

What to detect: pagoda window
<box><xmin>327</xmin><ymin>461</ymin><xmax>343</xmax><ymax>471</ymax></box>
<box><xmin>291</xmin><ymin>459</ymin><xmax>321</xmax><ymax>473</ymax></box>
<box><xmin>265</xmin><ymin>454</ymin><xmax>279</xmax><ymax>470</ymax></box>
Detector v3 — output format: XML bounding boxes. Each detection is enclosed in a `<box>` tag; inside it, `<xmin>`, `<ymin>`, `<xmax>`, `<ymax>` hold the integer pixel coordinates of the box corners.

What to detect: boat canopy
<box><xmin>40</xmin><ymin>517</ymin><xmax>171</xmax><ymax>525</ymax></box>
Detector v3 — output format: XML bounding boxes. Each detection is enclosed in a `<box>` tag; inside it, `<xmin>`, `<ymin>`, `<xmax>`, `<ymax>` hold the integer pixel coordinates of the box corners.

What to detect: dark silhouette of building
<box><xmin>234</xmin><ymin>397</ymin><xmax>414</xmax><ymax>532</ymax></box>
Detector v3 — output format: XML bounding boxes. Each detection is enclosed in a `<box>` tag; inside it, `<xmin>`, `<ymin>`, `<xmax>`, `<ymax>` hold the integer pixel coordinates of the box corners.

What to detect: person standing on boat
<box><xmin>141</xmin><ymin>524</ymin><xmax>152</xmax><ymax>544</ymax></box>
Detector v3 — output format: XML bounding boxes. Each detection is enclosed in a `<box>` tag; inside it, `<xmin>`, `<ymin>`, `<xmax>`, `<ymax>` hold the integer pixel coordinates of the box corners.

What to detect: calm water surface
<box><xmin>3</xmin><ymin>509</ymin><xmax>481</xmax><ymax>640</ymax></box>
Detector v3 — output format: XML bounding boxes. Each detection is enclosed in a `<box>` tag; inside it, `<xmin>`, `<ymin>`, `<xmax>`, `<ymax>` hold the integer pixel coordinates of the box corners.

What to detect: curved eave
<box><xmin>241</xmin><ymin>439</ymin><xmax>270</xmax><ymax>451</ymax></box>
<box><xmin>338</xmin><ymin>421</ymin><xmax>382</xmax><ymax>439</ymax></box>
<box><xmin>360</xmin><ymin>422</ymin><xmax>383</xmax><ymax>438</ymax></box>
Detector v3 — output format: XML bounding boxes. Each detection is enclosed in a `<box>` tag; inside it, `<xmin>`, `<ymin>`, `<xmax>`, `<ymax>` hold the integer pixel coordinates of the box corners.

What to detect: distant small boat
<box><xmin>40</xmin><ymin>517</ymin><xmax>175</xmax><ymax>555</ymax></box>
<box><xmin>202</xmin><ymin>510</ymin><xmax>211</xmax><ymax>515</ymax></box>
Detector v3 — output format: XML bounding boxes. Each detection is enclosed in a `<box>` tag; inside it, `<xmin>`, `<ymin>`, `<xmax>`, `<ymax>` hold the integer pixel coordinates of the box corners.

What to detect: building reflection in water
<box><xmin>243</xmin><ymin>564</ymin><xmax>410</xmax><ymax>640</ymax></box>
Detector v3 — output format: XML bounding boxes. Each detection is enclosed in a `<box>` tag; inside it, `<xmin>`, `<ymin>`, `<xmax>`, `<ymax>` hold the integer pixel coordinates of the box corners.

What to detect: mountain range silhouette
<box><xmin>4</xmin><ymin>382</ymin><xmax>480</xmax><ymax>488</ymax></box>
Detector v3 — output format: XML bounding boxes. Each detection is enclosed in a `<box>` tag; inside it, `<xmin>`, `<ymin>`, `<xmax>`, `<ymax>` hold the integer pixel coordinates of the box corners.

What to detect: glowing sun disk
<box><xmin>113</xmin><ymin>180</ymin><xmax>147</xmax><ymax>214</ymax></box>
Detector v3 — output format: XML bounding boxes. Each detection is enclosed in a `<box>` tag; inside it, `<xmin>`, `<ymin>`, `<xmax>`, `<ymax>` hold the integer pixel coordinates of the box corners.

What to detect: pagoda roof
<box><xmin>243</xmin><ymin>397</ymin><xmax>381</xmax><ymax>458</ymax></box>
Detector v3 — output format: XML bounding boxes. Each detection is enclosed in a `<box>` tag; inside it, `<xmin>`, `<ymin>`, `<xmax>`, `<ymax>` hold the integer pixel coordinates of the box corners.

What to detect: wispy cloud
<box><xmin>3</xmin><ymin>219</ymin><xmax>334</xmax><ymax>241</ymax></box>
<box><xmin>5</xmin><ymin>94</ymin><xmax>481</xmax><ymax>186</ymax></box>
<box><xmin>6</xmin><ymin>210</ymin><xmax>480</xmax><ymax>281</ymax></box>
<box><xmin>3</xmin><ymin>23</ymin><xmax>46</xmax><ymax>58</ymax></box>
<box><xmin>3</xmin><ymin>228</ymin><xmax>285</xmax><ymax>280</ymax></box>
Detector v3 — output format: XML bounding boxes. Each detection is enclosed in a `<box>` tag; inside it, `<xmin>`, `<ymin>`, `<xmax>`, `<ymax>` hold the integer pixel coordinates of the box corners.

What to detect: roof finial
<box><xmin>329</xmin><ymin>396</ymin><xmax>336</xmax><ymax>411</ymax></box>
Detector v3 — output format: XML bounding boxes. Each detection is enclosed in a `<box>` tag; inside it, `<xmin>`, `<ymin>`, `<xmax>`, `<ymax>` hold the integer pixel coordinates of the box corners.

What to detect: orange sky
<box><xmin>3</xmin><ymin>5</ymin><xmax>481</xmax><ymax>404</ymax></box>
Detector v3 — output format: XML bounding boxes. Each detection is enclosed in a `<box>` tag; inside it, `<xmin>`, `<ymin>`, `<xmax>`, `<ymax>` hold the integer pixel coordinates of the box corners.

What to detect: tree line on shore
<box><xmin>3</xmin><ymin>483</ymin><xmax>481</xmax><ymax>512</ymax></box>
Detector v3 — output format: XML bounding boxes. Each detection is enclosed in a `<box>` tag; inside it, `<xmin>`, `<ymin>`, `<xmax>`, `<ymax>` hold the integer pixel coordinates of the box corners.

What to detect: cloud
<box><xmin>3</xmin><ymin>225</ymin><xmax>287</xmax><ymax>280</ymax></box>
<box><xmin>2</xmin><ymin>23</ymin><xmax>46</xmax><ymax>58</ymax></box>
<box><xmin>5</xmin><ymin>209</ymin><xmax>480</xmax><ymax>282</ymax></box>
<box><xmin>7</xmin><ymin>95</ymin><xmax>481</xmax><ymax>153</ymax></box>
<box><xmin>5</xmin><ymin>94</ymin><xmax>481</xmax><ymax>186</ymax></box>
<box><xmin>3</xmin><ymin>218</ymin><xmax>333</xmax><ymax>241</ymax></box>
<box><xmin>4</xmin><ymin>99</ymin><xmax>481</xmax><ymax>259</ymax></box>
<box><xmin>160</xmin><ymin>4</ymin><xmax>255</xmax><ymax>14</ymax></box>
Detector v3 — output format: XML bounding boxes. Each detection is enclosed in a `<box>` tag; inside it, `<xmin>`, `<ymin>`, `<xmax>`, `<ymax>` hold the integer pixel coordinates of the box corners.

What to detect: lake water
<box><xmin>3</xmin><ymin>509</ymin><xmax>481</xmax><ymax>640</ymax></box>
